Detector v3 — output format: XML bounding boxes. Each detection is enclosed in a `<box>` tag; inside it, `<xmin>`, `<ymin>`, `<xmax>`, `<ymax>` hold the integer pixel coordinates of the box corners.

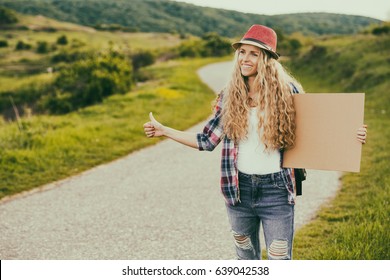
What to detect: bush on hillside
<box><xmin>51</xmin><ymin>50</ymin><xmax>92</xmax><ymax>63</ymax></box>
<box><xmin>131</xmin><ymin>50</ymin><xmax>155</xmax><ymax>71</ymax></box>
<box><xmin>177</xmin><ymin>33</ymin><xmax>231</xmax><ymax>58</ymax></box>
<box><xmin>36</xmin><ymin>41</ymin><xmax>50</xmax><ymax>53</ymax></box>
<box><xmin>278</xmin><ymin>38</ymin><xmax>303</xmax><ymax>56</ymax></box>
<box><xmin>362</xmin><ymin>22</ymin><xmax>390</xmax><ymax>36</ymax></box>
<box><xmin>372</xmin><ymin>25</ymin><xmax>390</xmax><ymax>35</ymax></box>
<box><xmin>94</xmin><ymin>23</ymin><xmax>139</xmax><ymax>32</ymax></box>
<box><xmin>41</xmin><ymin>48</ymin><xmax>133</xmax><ymax>113</ymax></box>
<box><xmin>303</xmin><ymin>45</ymin><xmax>327</xmax><ymax>61</ymax></box>
<box><xmin>200</xmin><ymin>32</ymin><xmax>232</xmax><ymax>57</ymax></box>
<box><xmin>15</xmin><ymin>40</ymin><xmax>32</xmax><ymax>50</ymax></box>
<box><xmin>0</xmin><ymin>6</ymin><xmax>18</xmax><ymax>25</ymax></box>
<box><xmin>287</xmin><ymin>38</ymin><xmax>302</xmax><ymax>55</ymax></box>
<box><xmin>57</xmin><ymin>35</ymin><xmax>68</xmax><ymax>45</ymax></box>
<box><xmin>0</xmin><ymin>40</ymin><xmax>8</xmax><ymax>48</ymax></box>
<box><xmin>1</xmin><ymin>48</ymin><xmax>134</xmax><ymax>117</ymax></box>
<box><xmin>177</xmin><ymin>40</ymin><xmax>202</xmax><ymax>57</ymax></box>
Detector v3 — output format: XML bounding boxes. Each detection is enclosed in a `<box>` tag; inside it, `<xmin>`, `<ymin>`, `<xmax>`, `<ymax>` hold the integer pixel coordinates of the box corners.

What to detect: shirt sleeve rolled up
<box><xmin>196</xmin><ymin>93</ymin><xmax>224</xmax><ymax>151</ymax></box>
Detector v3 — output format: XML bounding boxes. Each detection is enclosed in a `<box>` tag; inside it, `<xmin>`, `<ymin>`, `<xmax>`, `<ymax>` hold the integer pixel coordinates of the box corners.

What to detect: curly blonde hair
<box><xmin>221</xmin><ymin>49</ymin><xmax>304</xmax><ymax>150</ymax></box>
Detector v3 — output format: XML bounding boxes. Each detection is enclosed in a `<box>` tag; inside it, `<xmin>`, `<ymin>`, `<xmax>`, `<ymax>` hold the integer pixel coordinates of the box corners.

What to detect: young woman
<box><xmin>143</xmin><ymin>25</ymin><xmax>368</xmax><ymax>260</ymax></box>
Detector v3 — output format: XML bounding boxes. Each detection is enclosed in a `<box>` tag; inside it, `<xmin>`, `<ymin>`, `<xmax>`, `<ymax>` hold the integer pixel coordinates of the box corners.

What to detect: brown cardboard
<box><xmin>283</xmin><ymin>93</ymin><xmax>365</xmax><ymax>172</ymax></box>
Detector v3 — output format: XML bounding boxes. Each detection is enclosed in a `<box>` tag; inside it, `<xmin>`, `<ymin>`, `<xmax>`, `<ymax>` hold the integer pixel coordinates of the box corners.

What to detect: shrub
<box><xmin>0</xmin><ymin>7</ymin><xmax>18</xmax><ymax>25</ymax></box>
<box><xmin>57</xmin><ymin>35</ymin><xmax>68</xmax><ymax>45</ymax></box>
<box><xmin>51</xmin><ymin>50</ymin><xmax>91</xmax><ymax>63</ymax></box>
<box><xmin>15</xmin><ymin>40</ymin><xmax>32</xmax><ymax>50</ymax></box>
<box><xmin>131</xmin><ymin>50</ymin><xmax>155</xmax><ymax>71</ymax></box>
<box><xmin>37</xmin><ymin>90</ymin><xmax>74</xmax><ymax>114</ymax></box>
<box><xmin>41</xmin><ymin>27</ymin><xmax>57</xmax><ymax>32</ymax></box>
<box><xmin>0</xmin><ymin>40</ymin><xmax>8</xmax><ymax>48</ymax></box>
<box><xmin>1</xmin><ymin>49</ymin><xmax>134</xmax><ymax>115</ymax></box>
<box><xmin>178</xmin><ymin>40</ymin><xmax>202</xmax><ymax>57</ymax></box>
<box><xmin>304</xmin><ymin>45</ymin><xmax>327</xmax><ymax>60</ymax></box>
<box><xmin>93</xmin><ymin>24</ymin><xmax>138</xmax><ymax>32</ymax></box>
<box><xmin>176</xmin><ymin>33</ymin><xmax>231</xmax><ymax>58</ymax></box>
<box><xmin>289</xmin><ymin>39</ymin><xmax>302</xmax><ymax>55</ymax></box>
<box><xmin>372</xmin><ymin>25</ymin><xmax>390</xmax><ymax>35</ymax></box>
<box><xmin>200</xmin><ymin>32</ymin><xmax>232</xmax><ymax>57</ymax></box>
<box><xmin>48</xmin><ymin>48</ymin><xmax>133</xmax><ymax>113</ymax></box>
<box><xmin>36</xmin><ymin>41</ymin><xmax>49</xmax><ymax>53</ymax></box>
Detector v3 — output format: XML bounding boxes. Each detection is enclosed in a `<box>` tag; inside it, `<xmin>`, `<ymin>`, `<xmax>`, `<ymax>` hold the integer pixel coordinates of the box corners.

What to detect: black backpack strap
<box><xmin>294</xmin><ymin>168</ymin><xmax>307</xmax><ymax>196</ymax></box>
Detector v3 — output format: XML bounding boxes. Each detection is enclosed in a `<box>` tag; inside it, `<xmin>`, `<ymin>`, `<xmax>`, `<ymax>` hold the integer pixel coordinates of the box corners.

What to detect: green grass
<box><xmin>0</xmin><ymin>73</ymin><xmax>53</xmax><ymax>92</ymax></box>
<box><xmin>293</xmin><ymin>120</ymin><xmax>389</xmax><ymax>259</ymax></box>
<box><xmin>0</xmin><ymin>57</ymin><xmax>227</xmax><ymax>199</ymax></box>
<box><xmin>287</xmin><ymin>34</ymin><xmax>390</xmax><ymax>259</ymax></box>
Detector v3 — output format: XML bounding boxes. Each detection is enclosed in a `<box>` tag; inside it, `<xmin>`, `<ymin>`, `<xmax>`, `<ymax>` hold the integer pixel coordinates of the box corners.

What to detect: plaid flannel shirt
<box><xmin>196</xmin><ymin>87</ymin><xmax>298</xmax><ymax>206</ymax></box>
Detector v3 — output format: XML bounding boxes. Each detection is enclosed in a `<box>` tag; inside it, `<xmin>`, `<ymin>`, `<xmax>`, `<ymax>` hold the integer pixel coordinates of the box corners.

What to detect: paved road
<box><xmin>0</xmin><ymin>61</ymin><xmax>341</xmax><ymax>260</ymax></box>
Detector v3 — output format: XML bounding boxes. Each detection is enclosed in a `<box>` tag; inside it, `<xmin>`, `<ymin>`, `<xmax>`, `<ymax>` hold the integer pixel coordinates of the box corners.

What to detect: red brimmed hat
<box><xmin>232</xmin><ymin>24</ymin><xmax>279</xmax><ymax>59</ymax></box>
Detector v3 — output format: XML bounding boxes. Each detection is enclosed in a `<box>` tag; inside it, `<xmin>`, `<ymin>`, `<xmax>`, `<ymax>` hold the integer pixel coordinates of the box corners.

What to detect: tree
<box><xmin>0</xmin><ymin>7</ymin><xmax>18</xmax><ymax>25</ymax></box>
<box><xmin>57</xmin><ymin>35</ymin><xmax>68</xmax><ymax>45</ymax></box>
<box><xmin>177</xmin><ymin>40</ymin><xmax>202</xmax><ymax>57</ymax></box>
<box><xmin>0</xmin><ymin>40</ymin><xmax>8</xmax><ymax>48</ymax></box>
<box><xmin>36</xmin><ymin>41</ymin><xmax>49</xmax><ymax>53</ymax></box>
<box><xmin>15</xmin><ymin>41</ymin><xmax>31</xmax><ymax>50</ymax></box>
<box><xmin>289</xmin><ymin>39</ymin><xmax>302</xmax><ymax>55</ymax></box>
<box><xmin>201</xmin><ymin>32</ymin><xmax>231</xmax><ymax>57</ymax></box>
<box><xmin>372</xmin><ymin>25</ymin><xmax>390</xmax><ymax>35</ymax></box>
<box><xmin>131</xmin><ymin>50</ymin><xmax>155</xmax><ymax>71</ymax></box>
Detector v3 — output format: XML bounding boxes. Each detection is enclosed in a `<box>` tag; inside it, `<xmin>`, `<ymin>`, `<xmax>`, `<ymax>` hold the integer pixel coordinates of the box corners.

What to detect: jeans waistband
<box><xmin>238</xmin><ymin>170</ymin><xmax>284</xmax><ymax>181</ymax></box>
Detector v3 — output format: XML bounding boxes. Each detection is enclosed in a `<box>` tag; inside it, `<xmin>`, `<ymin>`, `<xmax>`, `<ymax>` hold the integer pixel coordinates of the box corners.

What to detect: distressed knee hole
<box><xmin>268</xmin><ymin>239</ymin><xmax>288</xmax><ymax>260</ymax></box>
<box><xmin>232</xmin><ymin>232</ymin><xmax>253</xmax><ymax>250</ymax></box>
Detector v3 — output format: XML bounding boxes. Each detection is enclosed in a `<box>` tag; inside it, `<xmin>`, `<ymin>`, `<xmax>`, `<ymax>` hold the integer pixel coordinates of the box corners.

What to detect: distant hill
<box><xmin>0</xmin><ymin>0</ymin><xmax>381</xmax><ymax>37</ymax></box>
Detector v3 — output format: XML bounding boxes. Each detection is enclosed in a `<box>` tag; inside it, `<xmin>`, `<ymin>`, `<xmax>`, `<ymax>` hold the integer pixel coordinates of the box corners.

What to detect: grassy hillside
<box><xmin>0</xmin><ymin>12</ymin><xmax>183</xmax><ymax>51</ymax></box>
<box><xmin>0</xmin><ymin>12</ymin><xmax>182</xmax><ymax>69</ymax></box>
<box><xmin>0</xmin><ymin>0</ymin><xmax>381</xmax><ymax>36</ymax></box>
<box><xmin>0</xmin><ymin>10</ymin><xmax>188</xmax><ymax>115</ymax></box>
<box><xmin>287</xmin><ymin>32</ymin><xmax>389</xmax><ymax>259</ymax></box>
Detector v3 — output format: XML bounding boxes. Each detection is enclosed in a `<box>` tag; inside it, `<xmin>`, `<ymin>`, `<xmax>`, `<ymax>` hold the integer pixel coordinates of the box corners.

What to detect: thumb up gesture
<box><xmin>143</xmin><ymin>112</ymin><xmax>165</xmax><ymax>138</ymax></box>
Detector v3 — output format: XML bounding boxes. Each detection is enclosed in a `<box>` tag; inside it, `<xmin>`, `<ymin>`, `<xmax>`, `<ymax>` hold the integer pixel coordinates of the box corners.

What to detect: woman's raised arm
<box><xmin>143</xmin><ymin>112</ymin><xmax>198</xmax><ymax>149</ymax></box>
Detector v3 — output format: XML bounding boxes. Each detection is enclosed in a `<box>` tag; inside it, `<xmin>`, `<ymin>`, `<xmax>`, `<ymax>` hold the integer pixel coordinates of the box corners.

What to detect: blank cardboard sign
<box><xmin>283</xmin><ymin>93</ymin><xmax>365</xmax><ymax>172</ymax></box>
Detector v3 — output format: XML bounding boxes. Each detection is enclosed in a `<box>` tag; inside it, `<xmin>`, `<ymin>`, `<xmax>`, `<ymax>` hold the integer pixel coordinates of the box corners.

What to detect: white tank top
<box><xmin>237</xmin><ymin>108</ymin><xmax>281</xmax><ymax>175</ymax></box>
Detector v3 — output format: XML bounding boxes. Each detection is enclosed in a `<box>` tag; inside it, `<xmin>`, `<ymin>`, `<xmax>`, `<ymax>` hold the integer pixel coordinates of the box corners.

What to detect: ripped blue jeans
<box><xmin>226</xmin><ymin>171</ymin><xmax>294</xmax><ymax>260</ymax></box>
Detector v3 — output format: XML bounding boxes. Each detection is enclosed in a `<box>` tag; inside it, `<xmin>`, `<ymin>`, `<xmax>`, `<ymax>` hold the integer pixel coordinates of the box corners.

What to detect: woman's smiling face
<box><xmin>238</xmin><ymin>44</ymin><xmax>261</xmax><ymax>78</ymax></box>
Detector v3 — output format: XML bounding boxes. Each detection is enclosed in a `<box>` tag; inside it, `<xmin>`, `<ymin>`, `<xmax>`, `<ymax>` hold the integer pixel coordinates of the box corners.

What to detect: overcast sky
<box><xmin>174</xmin><ymin>0</ymin><xmax>390</xmax><ymax>21</ymax></box>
